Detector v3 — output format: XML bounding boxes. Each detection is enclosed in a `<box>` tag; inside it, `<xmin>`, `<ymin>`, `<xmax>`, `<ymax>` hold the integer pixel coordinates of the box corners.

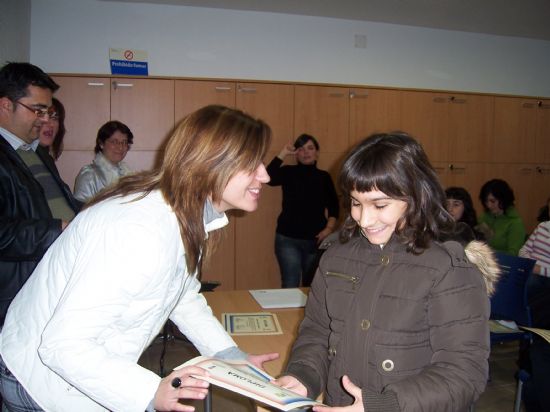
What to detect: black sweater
<box><xmin>267</xmin><ymin>157</ymin><xmax>339</xmax><ymax>240</ymax></box>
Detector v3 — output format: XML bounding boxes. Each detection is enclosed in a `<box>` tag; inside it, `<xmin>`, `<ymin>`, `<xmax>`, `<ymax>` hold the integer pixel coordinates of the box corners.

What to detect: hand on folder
<box><xmin>154</xmin><ymin>366</ymin><xmax>209</xmax><ymax>412</ymax></box>
<box><xmin>248</xmin><ymin>351</ymin><xmax>280</xmax><ymax>370</ymax></box>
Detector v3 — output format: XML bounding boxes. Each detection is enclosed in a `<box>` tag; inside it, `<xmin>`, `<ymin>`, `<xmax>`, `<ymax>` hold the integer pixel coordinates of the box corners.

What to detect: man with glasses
<box><xmin>0</xmin><ymin>62</ymin><xmax>80</xmax><ymax>329</ymax></box>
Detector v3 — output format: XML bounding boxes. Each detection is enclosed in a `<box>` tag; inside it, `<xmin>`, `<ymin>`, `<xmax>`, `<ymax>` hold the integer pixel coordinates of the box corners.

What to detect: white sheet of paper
<box><xmin>249</xmin><ymin>288</ymin><xmax>307</xmax><ymax>309</ymax></box>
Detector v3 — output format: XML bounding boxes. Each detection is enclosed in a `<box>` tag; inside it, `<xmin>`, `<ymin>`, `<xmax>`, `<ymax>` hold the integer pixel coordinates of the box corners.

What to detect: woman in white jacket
<box><xmin>0</xmin><ymin>105</ymin><xmax>277</xmax><ymax>412</ymax></box>
<box><xmin>74</xmin><ymin>120</ymin><xmax>134</xmax><ymax>203</ymax></box>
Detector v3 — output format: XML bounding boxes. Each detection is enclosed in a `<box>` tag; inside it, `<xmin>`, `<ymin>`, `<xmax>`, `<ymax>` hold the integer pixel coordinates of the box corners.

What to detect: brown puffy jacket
<box><xmin>285</xmin><ymin>235</ymin><xmax>499</xmax><ymax>412</ymax></box>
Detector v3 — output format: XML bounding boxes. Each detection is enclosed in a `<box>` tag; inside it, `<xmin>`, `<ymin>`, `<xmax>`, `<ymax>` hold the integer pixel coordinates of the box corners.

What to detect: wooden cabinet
<box><xmin>50</xmin><ymin>73</ymin><xmax>550</xmax><ymax>291</ymax></box>
<box><xmin>52</xmin><ymin>76</ymin><xmax>110</xmax><ymax>151</ymax></box>
<box><xmin>401</xmin><ymin>91</ymin><xmax>493</xmax><ymax>162</ymax></box>
<box><xmin>174</xmin><ymin>80</ymin><xmax>236</xmax><ymax>124</ymax></box>
<box><xmin>294</xmin><ymin>85</ymin><xmax>350</xmax><ymax>153</ymax></box>
<box><xmin>493</xmin><ymin>97</ymin><xmax>550</xmax><ymax>164</ymax></box>
<box><xmin>349</xmin><ymin>87</ymin><xmax>402</xmax><ymax>146</ymax></box>
<box><xmin>111</xmin><ymin>78</ymin><xmax>174</xmax><ymax>151</ymax></box>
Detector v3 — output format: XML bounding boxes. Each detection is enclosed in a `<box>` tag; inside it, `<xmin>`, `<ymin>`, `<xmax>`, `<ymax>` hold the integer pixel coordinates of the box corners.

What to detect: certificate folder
<box><xmin>176</xmin><ymin>356</ymin><xmax>323</xmax><ymax>411</ymax></box>
<box><xmin>249</xmin><ymin>288</ymin><xmax>307</xmax><ymax>309</ymax></box>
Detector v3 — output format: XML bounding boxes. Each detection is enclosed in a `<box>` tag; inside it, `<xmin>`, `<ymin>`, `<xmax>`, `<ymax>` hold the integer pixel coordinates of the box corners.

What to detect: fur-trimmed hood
<box><xmin>464</xmin><ymin>240</ymin><xmax>501</xmax><ymax>296</ymax></box>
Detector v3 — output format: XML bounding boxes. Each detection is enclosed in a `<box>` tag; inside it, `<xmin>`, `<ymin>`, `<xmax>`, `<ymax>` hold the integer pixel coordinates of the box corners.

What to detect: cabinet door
<box><xmin>447</xmin><ymin>94</ymin><xmax>493</xmax><ymax>162</ymax></box>
<box><xmin>111</xmin><ymin>78</ymin><xmax>174</xmax><ymax>151</ymax></box>
<box><xmin>235</xmin><ymin>83</ymin><xmax>294</xmax><ymax>290</ymax></box>
<box><xmin>52</xmin><ymin>76</ymin><xmax>110</xmax><ymax>150</ymax></box>
<box><xmin>492</xmin><ymin>97</ymin><xmax>538</xmax><ymax>163</ymax></box>
<box><xmin>401</xmin><ymin>91</ymin><xmax>448</xmax><ymax>161</ymax></box>
<box><xmin>349</xmin><ymin>88</ymin><xmax>402</xmax><ymax>146</ymax></box>
<box><xmin>51</xmin><ymin>76</ymin><xmax>111</xmax><ymax>187</ymax></box>
<box><xmin>535</xmin><ymin>100</ymin><xmax>550</xmax><ymax>164</ymax></box>
<box><xmin>294</xmin><ymin>85</ymin><xmax>349</xmax><ymax>153</ymax></box>
<box><xmin>237</xmin><ymin>82</ymin><xmax>294</xmax><ymax>152</ymax></box>
<box><xmin>174</xmin><ymin>80</ymin><xmax>236</xmax><ymax>124</ymax></box>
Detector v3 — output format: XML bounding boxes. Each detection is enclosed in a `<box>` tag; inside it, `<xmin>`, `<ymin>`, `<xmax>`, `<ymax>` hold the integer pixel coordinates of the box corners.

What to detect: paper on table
<box><xmin>222</xmin><ymin>312</ymin><xmax>283</xmax><ymax>335</ymax></box>
<box><xmin>175</xmin><ymin>356</ymin><xmax>323</xmax><ymax>411</ymax></box>
<box><xmin>519</xmin><ymin>326</ymin><xmax>550</xmax><ymax>344</ymax></box>
<box><xmin>249</xmin><ymin>288</ymin><xmax>307</xmax><ymax>309</ymax></box>
<box><xmin>489</xmin><ymin>320</ymin><xmax>521</xmax><ymax>333</ymax></box>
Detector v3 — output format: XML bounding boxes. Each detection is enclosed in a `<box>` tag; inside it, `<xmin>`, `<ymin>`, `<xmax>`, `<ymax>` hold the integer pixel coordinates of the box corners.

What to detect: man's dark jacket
<box><xmin>0</xmin><ymin>135</ymin><xmax>81</xmax><ymax>325</ymax></box>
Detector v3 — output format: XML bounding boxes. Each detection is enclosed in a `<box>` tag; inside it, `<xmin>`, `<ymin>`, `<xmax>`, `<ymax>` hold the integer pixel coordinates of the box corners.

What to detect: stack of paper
<box><xmin>249</xmin><ymin>288</ymin><xmax>307</xmax><ymax>309</ymax></box>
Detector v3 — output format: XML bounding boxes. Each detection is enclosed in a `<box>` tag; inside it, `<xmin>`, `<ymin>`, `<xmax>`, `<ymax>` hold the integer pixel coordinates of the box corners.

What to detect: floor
<box><xmin>138</xmin><ymin>335</ymin><xmax>524</xmax><ymax>411</ymax></box>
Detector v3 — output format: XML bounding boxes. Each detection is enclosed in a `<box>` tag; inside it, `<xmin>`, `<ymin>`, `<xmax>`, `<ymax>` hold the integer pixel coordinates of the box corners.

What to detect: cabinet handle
<box><xmin>449</xmin><ymin>97</ymin><xmax>466</xmax><ymax>104</ymax></box>
<box><xmin>112</xmin><ymin>81</ymin><xmax>134</xmax><ymax>89</ymax></box>
<box><xmin>87</xmin><ymin>82</ymin><xmax>105</xmax><ymax>87</ymax></box>
<box><xmin>539</xmin><ymin>103</ymin><xmax>550</xmax><ymax>110</ymax></box>
<box><xmin>536</xmin><ymin>166</ymin><xmax>550</xmax><ymax>174</ymax></box>
<box><xmin>433</xmin><ymin>166</ymin><xmax>445</xmax><ymax>172</ymax></box>
<box><xmin>448</xmin><ymin>164</ymin><xmax>466</xmax><ymax>171</ymax></box>
<box><xmin>329</xmin><ymin>92</ymin><xmax>345</xmax><ymax>97</ymax></box>
<box><xmin>433</xmin><ymin>97</ymin><xmax>446</xmax><ymax>103</ymax></box>
<box><xmin>349</xmin><ymin>91</ymin><xmax>368</xmax><ymax>99</ymax></box>
<box><xmin>215</xmin><ymin>86</ymin><xmax>232</xmax><ymax>91</ymax></box>
<box><xmin>521</xmin><ymin>102</ymin><xmax>536</xmax><ymax>109</ymax></box>
<box><xmin>238</xmin><ymin>86</ymin><xmax>256</xmax><ymax>93</ymax></box>
<box><xmin>519</xmin><ymin>167</ymin><xmax>533</xmax><ymax>173</ymax></box>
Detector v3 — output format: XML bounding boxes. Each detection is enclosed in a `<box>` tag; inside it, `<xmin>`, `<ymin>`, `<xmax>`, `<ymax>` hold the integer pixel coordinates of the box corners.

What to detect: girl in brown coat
<box><xmin>275</xmin><ymin>132</ymin><xmax>499</xmax><ymax>412</ymax></box>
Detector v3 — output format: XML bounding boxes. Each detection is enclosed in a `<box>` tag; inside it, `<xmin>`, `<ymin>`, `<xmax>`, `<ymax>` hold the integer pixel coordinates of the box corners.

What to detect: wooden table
<box><xmin>203</xmin><ymin>289</ymin><xmax>306</xmax><ymax>411</ymax></box>
<box><xmin>203</xmin><ymin>289</ymin><xmax>306</xmax><ymax>378</ymax></box>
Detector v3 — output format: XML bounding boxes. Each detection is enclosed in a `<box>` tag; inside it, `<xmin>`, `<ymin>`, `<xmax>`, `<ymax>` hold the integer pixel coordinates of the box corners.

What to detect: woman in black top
<box><xmin>267</xmin><ymin>134</ymin><xmax>339</xmax><ymax>288</ymax></box>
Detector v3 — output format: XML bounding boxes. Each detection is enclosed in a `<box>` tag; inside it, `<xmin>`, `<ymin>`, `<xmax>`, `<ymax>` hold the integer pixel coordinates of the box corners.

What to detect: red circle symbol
<box><xmin>124</xmin><ymin>50</ymin><xmax>134</xmax><ymax>61</ymax></box>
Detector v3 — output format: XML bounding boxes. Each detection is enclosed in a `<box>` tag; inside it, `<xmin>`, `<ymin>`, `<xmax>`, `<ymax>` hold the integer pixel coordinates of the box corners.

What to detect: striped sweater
<box><xmin>520</xmin><ymin>221</ymin><xmax>550</xmax><ymax>277</ymax></box>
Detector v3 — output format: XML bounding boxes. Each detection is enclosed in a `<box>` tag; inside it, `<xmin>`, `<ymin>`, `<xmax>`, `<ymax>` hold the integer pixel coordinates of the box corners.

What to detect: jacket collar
<box><xmin>0</xmin><ymin>126</ymin><xmax>39</xmax><ymax>151</ymax></box>
<box><xmin>94</xmin><ymin>151</ymin><xmax>132</xmax><ymax>177</ymax></box>
<box><xmin>203</xmin><ymin>200</ymin><xmax>228</xmax><ymax>233</ymax></box>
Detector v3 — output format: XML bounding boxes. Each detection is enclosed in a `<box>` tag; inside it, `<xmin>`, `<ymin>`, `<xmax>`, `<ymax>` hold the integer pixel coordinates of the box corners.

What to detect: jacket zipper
<box><xmin>326</xmin><ymin>271</ymin><xmax>359</xmax><ymax>289</ymax></box>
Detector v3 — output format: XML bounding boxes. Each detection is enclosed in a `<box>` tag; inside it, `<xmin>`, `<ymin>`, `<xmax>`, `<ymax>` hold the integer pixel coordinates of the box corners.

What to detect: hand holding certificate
<box><xmin>175</xmin><ymin>356</ymin><xmax>324</xmax><ymax>411</ymax></box>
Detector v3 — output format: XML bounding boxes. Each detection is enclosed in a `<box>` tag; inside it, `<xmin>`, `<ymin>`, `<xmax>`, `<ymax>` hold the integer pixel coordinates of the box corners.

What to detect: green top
<box><xmin>478</xmin><ymin>206</ymin><xmax>526</xmax><ymax>255</ymax></box>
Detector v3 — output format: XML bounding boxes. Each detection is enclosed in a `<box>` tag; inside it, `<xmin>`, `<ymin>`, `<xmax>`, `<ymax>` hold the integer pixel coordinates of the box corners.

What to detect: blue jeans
<box><xmin>0</xmin><ymin>355</ymin><xmax>43</xmax><ymax>412</ymax></box>
<box><xmin>275</xmin><ymin>233</ymin><xmax>319</xmax><ymax>288</ymax></box>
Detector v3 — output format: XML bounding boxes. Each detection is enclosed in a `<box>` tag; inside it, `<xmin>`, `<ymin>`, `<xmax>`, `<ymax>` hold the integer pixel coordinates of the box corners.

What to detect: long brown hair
<box><xmin>87</xmin><ymin>105</ymin><xmax>272</xmax><ymax>274</ymax></box>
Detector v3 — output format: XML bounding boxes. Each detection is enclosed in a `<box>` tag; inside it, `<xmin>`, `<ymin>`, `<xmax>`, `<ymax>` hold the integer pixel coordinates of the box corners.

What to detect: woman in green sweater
<box><xmin>478</xmin><ymin>178</ymin><xmax>526</xmax><ymax>255</ymax></box>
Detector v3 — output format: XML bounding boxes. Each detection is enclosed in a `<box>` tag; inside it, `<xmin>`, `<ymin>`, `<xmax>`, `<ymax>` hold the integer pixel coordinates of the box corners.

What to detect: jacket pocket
<box><xmin>325</xmin><ymin>271</ymin><xmax>359</xmax><ymax>289</ymax></box>
<box><xmin>374</xmin><ymin>343</ymin><xmax>432</xmax><ymax>381</ymax></box>
<box><xmin>324</xmin><ymin>271</ymin><xmax>359</xmax><ymax>323</ymax></box>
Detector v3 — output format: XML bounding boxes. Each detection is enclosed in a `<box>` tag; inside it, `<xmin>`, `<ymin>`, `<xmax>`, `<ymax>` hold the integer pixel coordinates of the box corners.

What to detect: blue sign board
<box><xmin>110</xmin><ymin>59</ymin><xmax>148</xmax><ymax>75</ymax></box>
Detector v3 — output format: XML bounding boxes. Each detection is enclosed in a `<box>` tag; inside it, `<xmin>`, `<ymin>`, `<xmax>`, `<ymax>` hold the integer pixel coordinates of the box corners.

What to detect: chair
<box><xmin>490</xmin><ymin>252</ymin><xmax>536</xmax><ymax>343</ymax></box>
<box><xmin>489</xmin><ymin>252</ymin><xmax>536</xmax><ymax>412</ymax></box>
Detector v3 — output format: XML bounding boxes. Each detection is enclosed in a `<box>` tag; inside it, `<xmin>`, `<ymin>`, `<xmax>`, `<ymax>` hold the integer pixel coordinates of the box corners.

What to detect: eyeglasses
<box><xmin>16</xmin><ymin>101</ymin><xmax>57</xmax><ymax>119</ymax></box>
<box><xmin>105</xmin><ymin>139</ymin><xmax>130</xmax><ymax>148</ymax></box>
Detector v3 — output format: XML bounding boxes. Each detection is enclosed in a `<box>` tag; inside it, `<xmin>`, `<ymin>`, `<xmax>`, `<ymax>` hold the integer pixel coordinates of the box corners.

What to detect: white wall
<box><xmin>0</xmin><ymin>0</ymin><xmax>31</xmax><ymax>64</ymax></box>
<box><xmin>30</xmin><ymin>0</ymin><xmax>550</xmax><ymax>97</ymax></box>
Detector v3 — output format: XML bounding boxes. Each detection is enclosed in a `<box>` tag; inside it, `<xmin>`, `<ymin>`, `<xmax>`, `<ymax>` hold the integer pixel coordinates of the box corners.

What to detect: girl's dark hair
<box><xmin>294</xmin><ymin>134</ymin><xmax>319</xmax><ymax>150</ymax></box>
<box><xmin>537</xmin><ymin>198</ymin><xmax>550</xmax><ymax>223</ymax></box>
<box><xmin>94</xmin><ymin>120</ymin><xmax>134</xmax><ymax>154</ymax></box>
<box><xmin>445</xmin><ymin>186</ymin><xmax>478</xmax><ymax>229</ymax></box>
<box><xmin>50</xmin><ymin>98</ymin><xmax>66</xmax><ymax>160</ymax></box>
<box><xmin>339</xmin><ymin>132</ymin><xmax>453</xmax><ymax>253</ymax></box>
<box><xmin>479</xmin><ymin>179</ymin><xmax>515</xmax><ymax>213</ymax></box>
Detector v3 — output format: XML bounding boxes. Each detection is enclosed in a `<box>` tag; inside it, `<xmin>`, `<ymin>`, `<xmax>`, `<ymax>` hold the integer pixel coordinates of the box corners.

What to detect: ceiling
<box><xmin>101</xmin><ymin>0</ymin><xmax>550</xmax><ymax>41</ymax></box>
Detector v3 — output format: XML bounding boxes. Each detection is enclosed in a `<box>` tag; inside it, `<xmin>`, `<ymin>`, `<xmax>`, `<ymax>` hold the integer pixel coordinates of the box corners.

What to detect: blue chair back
<box><xmin>490</xmin><ymin>252</ymin><xmax>536</xmax><ymax>326</ymax></box>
